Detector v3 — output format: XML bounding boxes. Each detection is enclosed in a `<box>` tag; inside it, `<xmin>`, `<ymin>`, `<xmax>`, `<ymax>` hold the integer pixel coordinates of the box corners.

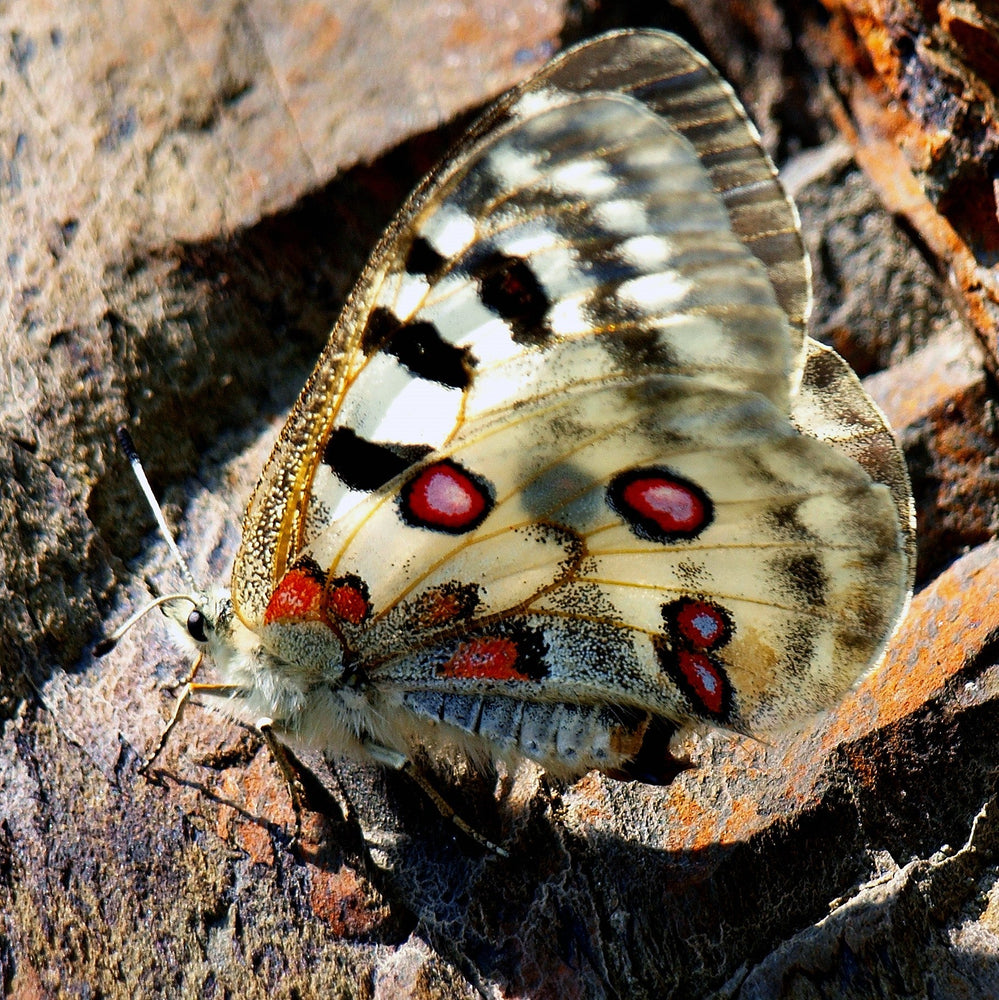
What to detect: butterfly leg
<box><xmin>147</xmin><ymin>684</ymin><xmax>317</xmax><ymax>848</ymax></box>
<box><xmin>256</xmin><ymin>718</ymin><xmax>308</xmax><ymax>847</ymax></box>
<box><xmin>148</xmin><ymin>687</ymin><xmax>311</xmax><ymax>847</ymax></box>
<box><xmin>141</xmin><ymin>674</ymin><xmax>248</xmax><ymax>775</ymax></box>
<box><xmin>139</xmin><ymin>652</ymin><xmax>205</xmax><ymax>776</ymax></box>
<box><xmin>362</xmin><ymin>741</ymin><xmax>509</xmax><ymax>857</ymax></box>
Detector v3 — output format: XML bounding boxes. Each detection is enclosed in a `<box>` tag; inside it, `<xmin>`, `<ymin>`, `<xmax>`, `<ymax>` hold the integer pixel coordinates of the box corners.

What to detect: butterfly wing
<box><xmin>470</xmin><ymin>27</ymin><xmax>813</xmax><ymax>360</ymax></box>
<box><xmin>233</xmin><ymin>31</ymin><xmax>805</xmax><ymax>624</ymax></box>
<box><xmin>284</xmin><ymin>370</ymin><xmax>905</xmax><ymax>735</ymax></box>
<box><xmin>793</xmin><ymin>339</ymin><xmax>916</xmax><ymax>590</ymax></box>
<box><xmin>231</xmin><ymin>30</ymin><xmax>911</xmax><ymax>760</ymax></box>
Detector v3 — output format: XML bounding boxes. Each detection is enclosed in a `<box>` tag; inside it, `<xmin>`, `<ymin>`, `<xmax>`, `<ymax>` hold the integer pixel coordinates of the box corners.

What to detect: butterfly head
<box><xmin>159</xmin><ymin>587</ymin><xmax>277</xmax><ymax>690</ymax></box>
<box><xmin>95</xmin><ymin>428</ymin><xmax>300</xmax><ymax>725</ymax></box>
<box><xmin>158</xmin><ymin>587</ymin><xmax>235</xmax><ymax>658</ymax></box>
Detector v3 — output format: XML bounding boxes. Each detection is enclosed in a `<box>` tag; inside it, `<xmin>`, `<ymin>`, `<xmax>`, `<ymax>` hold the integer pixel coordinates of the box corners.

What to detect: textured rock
<box><xmin>4</xmin><ymin>2</ymin><xmax>999</xmax><ymax>998</ymax></box>
<box><xmin>811</xmin><ymin>0</ymin><xmax>999</xmax><ymax>370</ymax></box>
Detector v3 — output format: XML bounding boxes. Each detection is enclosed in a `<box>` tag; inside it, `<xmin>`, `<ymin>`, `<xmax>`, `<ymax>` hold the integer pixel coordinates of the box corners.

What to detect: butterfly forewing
<box><xmin>228</xmin><ymin>29</ymin><xmax>911</xmax><ymax>771</ymax></box>
<box><xmin>233</xmin><ymin>31</ymin><xmax>807</xmax><ymax>627</ymax></box>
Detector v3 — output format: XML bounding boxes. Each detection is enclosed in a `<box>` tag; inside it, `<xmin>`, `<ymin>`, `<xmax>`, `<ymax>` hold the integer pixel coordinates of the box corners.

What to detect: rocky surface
<box><xmin>3</xmin><ymin>1</ymin><xmax>999</xmax><ymax>997</ymax></box>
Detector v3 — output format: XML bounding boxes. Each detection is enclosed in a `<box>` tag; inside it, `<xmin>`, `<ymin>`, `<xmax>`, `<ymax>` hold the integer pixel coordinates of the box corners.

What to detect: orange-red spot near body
<box><xmin>441</xmin><ymin>636</ymin><xmax>530</xmax><ymax>681</ymax></box>
<box><xmin>327</xmin><ymin>576</ymin><xmax>370</xmax><ymax>625</ymax></box>
<box><xmin>264</xmin><ymin>565</ymin><xmax>325</xmax><ymax>625</ymax></box>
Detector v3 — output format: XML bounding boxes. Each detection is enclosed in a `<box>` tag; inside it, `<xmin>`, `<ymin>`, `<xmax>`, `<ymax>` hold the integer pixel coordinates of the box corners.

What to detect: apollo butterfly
<box><xmin>104</xmin><ymin>29</ymin><xmax>914</xmax><ymax>836</ymax></box>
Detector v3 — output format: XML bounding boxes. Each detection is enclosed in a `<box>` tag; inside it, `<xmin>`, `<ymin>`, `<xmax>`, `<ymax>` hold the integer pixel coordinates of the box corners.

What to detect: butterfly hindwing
<box><xmin>793</xmin><ymin>339</ymin><xmax>917</xmax><ymax>589</ymax></box>
<box><xmin>288</xmin><ymin>369</ymin><xmax>902</xmax><ymax>736</ymax></box>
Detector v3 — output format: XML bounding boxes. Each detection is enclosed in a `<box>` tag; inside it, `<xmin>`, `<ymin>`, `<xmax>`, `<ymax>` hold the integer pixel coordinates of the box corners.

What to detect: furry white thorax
<box><xmin>170</xmin><ymin>586</ymin><xmax>397</xmax><ymax>763</ymax></box>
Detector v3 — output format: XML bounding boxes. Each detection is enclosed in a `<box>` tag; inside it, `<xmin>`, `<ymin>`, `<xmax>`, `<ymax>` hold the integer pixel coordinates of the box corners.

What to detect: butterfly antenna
<box><xmin>115</xmin><ymin>426</ymin><xmax>200</xmax><ymax>593</ymax></box>
<box><xmin>94</xmin><ymin>592</ymin><xmax>197</xmax><ymax>657</ymax></box>
<box><xmin>94</xmin><ymin>427</ymin><xmax>201</xmax><ymax>656</ymax></box>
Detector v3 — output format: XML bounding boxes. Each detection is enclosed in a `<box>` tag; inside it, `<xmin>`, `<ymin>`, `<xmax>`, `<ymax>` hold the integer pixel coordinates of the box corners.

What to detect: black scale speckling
<box><xmin>771</xmin><ymin>552</ymin><xmax>828</xmax><ymax>608</ymax></box>
<box><xmin>780</xmin><ymin>619</ymin><xmax>818</xmax><ymax>677</ymax></box>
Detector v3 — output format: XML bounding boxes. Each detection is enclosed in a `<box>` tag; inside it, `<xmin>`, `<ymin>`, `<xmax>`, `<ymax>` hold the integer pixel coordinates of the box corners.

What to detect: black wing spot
<box><xmin>405</xmin><ymin>236</ymin><xmax>447</xmax><ymax>277</ymax></box>
<box><xmin>360</xmin><ymin>306</ymin><xmax>397</xmax><ymax>356</ymax></box>
<box><xmin>322</xmin><ymin>427</ymin><xmax>431</xmax><ymax>492</ymax></box>
<box><xmin>466</xmin><ymin>250</ymin><xmax>552</xmax><ymax>345</ymax></box>
<box><xmin>360</xmin><ymin>307</ymin><xmax>473</xmax><ymax>389</ymax></box>
<box><xmin>384</xmin><ymin>319</ymin><xmax>472</xmax><ymax>389</ymax></box>
<box><xmin>775</xmin><ymin>553</ymin><xmax>828</xmax><ymax>608</ymax></box>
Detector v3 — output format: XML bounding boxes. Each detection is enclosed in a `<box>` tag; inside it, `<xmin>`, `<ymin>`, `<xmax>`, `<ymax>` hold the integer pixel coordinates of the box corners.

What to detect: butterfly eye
<box><xmin>186</xmin><ymin>609</ymin><xmax>209</xmax><ymax>643</ymax></box>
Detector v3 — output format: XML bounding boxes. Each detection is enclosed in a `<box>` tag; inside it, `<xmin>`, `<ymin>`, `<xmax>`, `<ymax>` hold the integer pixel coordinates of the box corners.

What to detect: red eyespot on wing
<box><xmin>399</xmin><ymin>459</ymin><xmax>494</xmax><ymax>534</ymax></box>
<box><xmin>667</xmin><ymin>599</ymin><xmax>732</xmax><ymax>649</ymax></box>
<box><xmin>326</xmin><ymin>575</ymin><xmax>370</xmax><ymax>625</ymax></box>
<box><xmin>653</xmin><ymin>634</ymin><xmax>732</xmax><ymax>722</ymax></box>
<box><xmin>441</xmin><ymin>637</ymin><xmax>529</xmax><ymax>681</ymax></box>
<box><xmin>607</xmin><ymin>467</ymin><xmax>713</xmax><ymax>543</ymax></box>
<box><xmin>677</xmin><ymin>651</ymin><xmax>726</xmax><ymax>717</ymax></box>
<box><xmin>265</xmin><ymin>562</ymin><xmax>372</xmax><ymax>630</ymax></box>
<box><xmin>264</xmin><ymin>560</ymin><xmax>326</xmax><ymax>625</ymax></box>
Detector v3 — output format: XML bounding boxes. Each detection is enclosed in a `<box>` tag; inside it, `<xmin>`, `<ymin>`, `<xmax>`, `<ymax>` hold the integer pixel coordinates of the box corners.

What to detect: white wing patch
<box><xmin>337</xmin><ymin>355</ymin><xmax>462</xmax><ymax>445</ymax></box>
